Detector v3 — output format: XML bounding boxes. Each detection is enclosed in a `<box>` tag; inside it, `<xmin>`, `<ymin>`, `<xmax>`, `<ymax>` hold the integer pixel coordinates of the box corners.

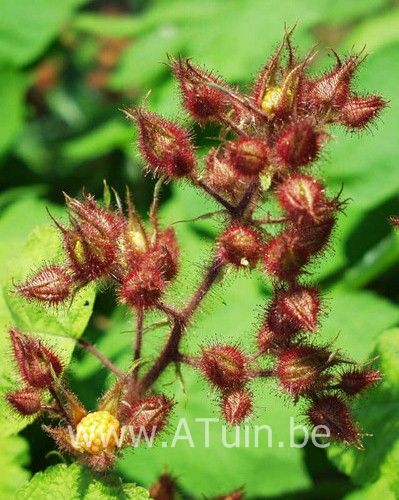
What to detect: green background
<box><xmin>1</xmin><ymin>0</ymin><xmax>399</xmax><ymax>498</ymax></box>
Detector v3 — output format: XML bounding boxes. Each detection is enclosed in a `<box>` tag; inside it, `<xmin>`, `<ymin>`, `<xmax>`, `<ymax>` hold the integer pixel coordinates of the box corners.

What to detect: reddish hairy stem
<box><xmin>138</xmin><ymin>172</ymin><xmax>260</xmax><ymax>394</ymax></box>
<box><xmin>233</xmin><ymin>179</ymin><xmax>259</xmax><ymax>217</ymax></box>
<box><xmin>176</xmin><ymin>353</ymin><xmax>200</xmax><ymax>367</ymax></box>
<box><xmin>194</xmin><ymin>177</ymin><xmax>235</xmax><ymax>212</ymax></box>
<box><xmin>138</xmin><ymin>258</ymin><xmax>224</xmax><ymax>393</ymax></box>
<box><xmin>182</xmin><ymin>258</ymin><xmax>223</xmax><ymax>317</ymax></box>
<box><xmin>156</xmin><ymin>301</ymin><xmax>183</xmax><ymax>322</ymax></box>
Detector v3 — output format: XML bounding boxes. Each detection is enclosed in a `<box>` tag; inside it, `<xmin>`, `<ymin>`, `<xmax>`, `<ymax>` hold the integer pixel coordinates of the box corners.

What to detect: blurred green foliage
<box><xmin>1</xmin><ymin>0</ymin><xmax>399</xmax><ymax>498</ymax></box>
<box><xmin>17</xmin><ymin>463</ymin><xmax>150</xmax><ymax>499</ymax></box>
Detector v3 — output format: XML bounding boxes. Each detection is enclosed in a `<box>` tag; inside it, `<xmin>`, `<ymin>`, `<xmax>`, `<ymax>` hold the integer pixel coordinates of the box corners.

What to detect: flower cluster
<box><xmin>7</xmin><ymin>30</ymin><xmax>385</xmax><ymax>469</ymax></box>
<box><xmin>16</xmin><ymin>192</ymin><xmax>179</xmax><ymax>309</ymax></box>
<box><xmin>6</xmin><ymin>326</ymin><xmax>173</xmax><ymax>471</ymax></box>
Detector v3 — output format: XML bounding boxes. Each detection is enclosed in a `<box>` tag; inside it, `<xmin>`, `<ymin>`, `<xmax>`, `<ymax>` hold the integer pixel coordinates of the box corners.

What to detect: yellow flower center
<box><xmin>261</xmin><ymin>86</ymin><xmax>283</xmax><ymax>116</ymax></box>
<box><xmin>73</xmin><ymin>410</ymin><xmax>120</xmax><ymax>454</ymax></box>
<box><xmin>73</xmin><ymin>239</ymin><xmax>86</xmax><ymax>265</ymax></box>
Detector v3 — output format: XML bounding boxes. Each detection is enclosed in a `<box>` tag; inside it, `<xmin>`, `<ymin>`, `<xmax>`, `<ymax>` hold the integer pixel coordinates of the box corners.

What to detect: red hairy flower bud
<box><xmin>222</xmin><ymin>390</ymin><xmax>252</xmax><ymax>425</ymax></box>
<box><xmin>251</xmin><ymin>33</ymin><xmax>286</xmax><ymax>108</ymax></box>
<box><xmin>274</xmin><ymin>119</ymin><xmax>321</xmax><ymax>169</ymax></box>
<box><xmin>124</xmin><ymin>394</ymin><xmax>173</xmax><ymax>436</ymax></box>
<box><xmin>117</xmin><ymin>212</ymin><xmax>149</xmax><ymax>270</ymax></box>
<box><xmin>132</xmin><ymin>108</ymin><xmax>195</xmax><ymax>178</ymax></box>
<box><xmin>55</xmin><ymin>196</ymin><xmax>125</xmax><ymax>282</ymax></box>
<box><xmin>300</xmin><ymin>55</ymin><xmax>361</xmax><ymax>111</ymax></box>
<box><xmin>151</xmin><ymin>228</ymin><xmax>179</xmax><ymax>281</ymax></box>
<box><xmin>200</xmin><ymin>345</ymin><xmax>247</xmax><ymax>389</ymax></box>
<box><xmin>227</xmin><ymin>137</ymin><xmax>269</xmax><ymax>177</ymax></box>
<box><xmin>204</xmin><ymin>149</ymin><xmax>247</xmax><ymax>203</ymax></box>
<box><xmin>263</xmin><ymin>229</ymin><xmax>310</xmax><ymax>281</ymax></box>
<box><xmin>60</xmin><ymin>225</ymin><xmax>116</xmax><ymax>282</ymax></box>
<box><xmin>257</xmin><ymin>323</ymin><xmax>284</xmax><ymax>353</ymax></box>
<box><xmin>10</xmin><ymin>327</ymin><xmax>62</xmax><ymax>388</ymax></box>
<box><xmin>298</xmin><ymin>217</ymin><xmax>335</xmax><ymax>257</ymax></box>
<box><xmin>170</xmin><ymin>57</ymin><xmax>234</xmax><ymax>123</ymax></box>
<box><xmin>119</xmin><ymin>263</ymin><xmax>166</xmax><ymax>309</ymax></box>
<box><xmin>7</xmin><ymin>387</ymin><xmax>42</xmax><ymax>415</ymax></box>
<box><xmin>149</xmin><ymin>473</ymin><xmax>177</xmax><ymax>500</ymax></box>
<box><xmin>251</xmin><ymin>32</ymin><xmax>306</xmax><ymax>120</ymax></box>
<box><xmin>65</xmin><ymin>194</ymin><xmax>124</xmax><ymax>240</ymax></box>
<box><xmin>276</xmin><ymin>346</ymin><xmax>332</xmax><ymax>396</ymax></box>
<box><xmin>338</xmin><ymin>94</ymin><xmax>386</xmax><ymax>128</ymax></box>
<box><xmin>218</xmin><ymin>224</ymin><xmax>263</xmax><ymax>268</ymax></box>
<box><xmin>268</xmin><ymin>286</ymin><xmax>321</xmax><ymax>336</ymax></box>
<box><xmin>338</xmin><ymin>368</ymin><xmax>382</xmax><ymax>396</ymax></box>
<box><xmin>15</xmin><ymin>265</ymin><xmax>72</xmax><ymax>305</ymax></box>
<box><xmin>308</xmin><ymin>395</ymin><xmax>362</xmax><ymax>447</ymax></box>
<box><xmin>277</xmin><ymin>174</ymin><xmax>327</xmax><ymax>221</ymax></box>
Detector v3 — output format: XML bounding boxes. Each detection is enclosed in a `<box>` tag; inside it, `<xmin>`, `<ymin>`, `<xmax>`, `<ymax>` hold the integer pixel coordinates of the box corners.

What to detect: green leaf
<box><xmin>16</xmin><ymin>463</ymin><xmax>149</xmax><ymax>500</ymax></box>
<box><xmin>165</xmin><ymin>182</ymin><xmax>222</xmax><ymax>236</ymax></box>
<box><xmin>340</xmin><ymin>231</ymin><xmax>399</xmax><ymax>290</ymax></box>
<box><xmin>313</xmin><ymin>0</ymin><xmax>387</xmax><ymax>23</ymax></box>
<box><xmin>0</xmin><ymin>0</ymin><xmax>86</xmax><ymax>67</ymax></box>
<box><xmin>72</xmin><ymin>14</ymin><xmax>144</xmax><ymax>38</ymax></box>
<box><xmin>319</xmin><ymin>289</ymin><xmax>399</xmax><ymax>361</ymax></box>
<box><xmin>0</xmin><ymin>433</ymin><xmax>30</xmax><ymax>498</ymax></box>
<box><xmin>328</xmin><ymin>329</ymin><xmax>399</xmax><ymax>495</ymax></box>
<box><xmin>109</xmin><ymin>27</ymin><xmax>184</xmax><ymax>91</ymax></box>
<box><xmin>61</xmin><ymin>120</ymin><xmax>132</xmax><ymax>164</ymax></box>
<box><xmin>0</xmin><ymin>66</ymin><xmax>28</xmax><ymax>155</ymax></box>
<box><xmin>0</xmin><ymin>186</ymin><xmax>47</xmax><ymax>211</ymax></box>
<box><xmin>0</xmin><ymin>197</ymin><xmax>62</xmax><ymax>245</ymax></box>
<box><xmin>0</xmin><ymin>198</ymin><xmax>95</xmax><ymax>435</ymax></box>
<box><xmin>343</xmin><ymin>8</ymin><xmax>399</xmax><ymax>53</ymax></box>
<box><xmin>344</xmin><ymin>478</ymin><xmax>397</xmax><ymax>500</ymax></box>
<box><xmin>73</xmin><ymin>1</ymin><xmax>219</xmax><ymax>39</ymax></box>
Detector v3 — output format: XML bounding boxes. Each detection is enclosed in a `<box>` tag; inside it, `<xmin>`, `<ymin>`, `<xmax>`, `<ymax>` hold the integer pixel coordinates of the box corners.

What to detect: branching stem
<box><xmin>137</xmin><ymin>168</ymin><xmax>261</xmax><ymax>394</ymax></box>
<box><xmin>194</xmin><ymin>178</ymin><xmax>235</xmax><ymax>212</ymax></box>
<box><xmin>138</xmin><ymin>258</ymin><xmax>223</xmax><ymax>393</ymax></box>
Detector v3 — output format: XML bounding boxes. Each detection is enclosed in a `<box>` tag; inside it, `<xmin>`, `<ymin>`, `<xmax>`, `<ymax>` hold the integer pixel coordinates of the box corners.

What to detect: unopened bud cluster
<box><xmin>16</xmin><ymin>193</ymin><xmax>179</xmax><ymax>310</ymax></box>
<box><xmin>6</xmin><ymin>30</ymin><xmax>385</xmax><ymax>469</ymax></box>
